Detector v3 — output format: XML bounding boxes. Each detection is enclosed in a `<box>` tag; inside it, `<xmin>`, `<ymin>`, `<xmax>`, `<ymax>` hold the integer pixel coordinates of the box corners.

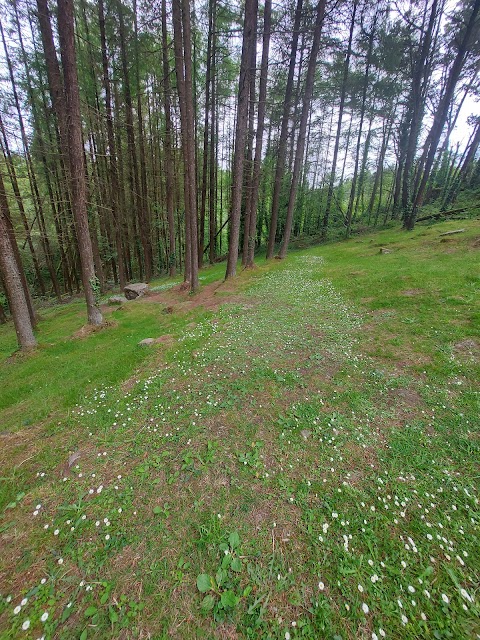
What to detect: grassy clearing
<box><xmin>0</xmin><ymin>219</ymin><xmax>479</xmax><ymax>640</ymax></box>
<box><xmin>0</xmin><ymin>262</ymin><xmax>229</xmax><ymax>434</ymax></box>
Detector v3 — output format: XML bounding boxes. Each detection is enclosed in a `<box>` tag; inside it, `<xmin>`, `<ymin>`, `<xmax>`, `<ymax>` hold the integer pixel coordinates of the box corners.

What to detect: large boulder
<box><xmin>124</xmin><ymin>282</ymin><xmax>149</xmax><ymax>300</ymax></box>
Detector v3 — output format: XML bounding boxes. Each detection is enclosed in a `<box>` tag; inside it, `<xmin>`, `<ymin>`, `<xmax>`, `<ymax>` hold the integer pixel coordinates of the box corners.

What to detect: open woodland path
<box><xmin>0</xmin><ymin>223</ymin><xmax>479</xmax><ymax>639</ymax></box>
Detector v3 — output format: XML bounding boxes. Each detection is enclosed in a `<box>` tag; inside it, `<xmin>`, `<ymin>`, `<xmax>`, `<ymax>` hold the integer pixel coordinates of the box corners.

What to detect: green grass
<box><xmin>0</xmin><ymin>219</ymin><xmax>479</xmax><ymax>640</ymax></box>
<box><xmin>0</xmin><ymin>263</ymin><xmax>230</xmax><ymax>434</ymax></box>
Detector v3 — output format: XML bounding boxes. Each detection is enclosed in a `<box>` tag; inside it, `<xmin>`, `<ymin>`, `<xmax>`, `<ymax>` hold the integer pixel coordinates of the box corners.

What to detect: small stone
<box><xmin>379</xmin><ymin>247</ymin><xmax>392</xmax><ymax>254</ymax></box>
<box><xmin>301</xmin><ymin>430</ymin><xmax>312</xmax><ymax>440</ymax></box>
<box><xmin>139</xmin><ymin>338</ymin><xmax>155</xmax><ymax>346</ymax></box>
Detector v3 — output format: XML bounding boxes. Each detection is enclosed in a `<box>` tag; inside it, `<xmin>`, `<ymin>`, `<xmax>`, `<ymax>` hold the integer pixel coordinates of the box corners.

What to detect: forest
<box><xmin>1</xmin><ymin>2</ymin><xmax>480</xmax><ymax>638</ymax></box>
<box><xmin>0</xmin><ymin>0</ymin><xmax>479</xmax><ymax>349</ymax></box>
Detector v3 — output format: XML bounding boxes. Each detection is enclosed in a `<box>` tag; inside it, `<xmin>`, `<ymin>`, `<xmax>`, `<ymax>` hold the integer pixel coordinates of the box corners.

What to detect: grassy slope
<box><xmin>0</xmin><ymin>219</ymin><xmax>479</xmax><ymax>640</ymax></box>
<box><xmin>0</xmin><ymin>262</ymin><xmax>228</xmax><ymax>433</ymax></box>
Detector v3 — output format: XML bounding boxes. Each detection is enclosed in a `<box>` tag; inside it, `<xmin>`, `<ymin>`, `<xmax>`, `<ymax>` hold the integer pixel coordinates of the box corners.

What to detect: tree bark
<box><xmin>173</xmin><ymin>0</ymin><xmax>199</xmax><ymax>291</ymax></box>
<box><xmin>278</xmin><ymin>0</ymin><xmax>326</xmax><ymax>259</ymax></box>
<box><xmin>57</xmin><ymin>0</ymin><xmax>103</xmax><ymax>325</ymax></box>
<box><xmin>225</xmin><ymin>0</ymin><xmax>258</xmax><ymax>279</ymax></box>
<box><xmin>98</xmin><ymin>0</ymin><xmax>126</xmax><ymax>289</ymax></box>
<box><xmin>322</xmin><ymin>0</ymin><xmax>357</xmax><ymax>237</ymax></box>
<box><xmin>245</xmin><ymin>0</ymin><xmax>272</xmax><ymax>268</ymax></box>
<box><xmin>161</xmin><ymin>0</ymin><xmax>177</xmax><ymax>277</ymax></box>
<box><xmin>0</xmin><ymin>175</ymin><xmax>36</xmax><ymax>349</ymax></box>
<box><xmin>345</xmin><ymin>15</ymin><xmax>376</xmax><ymax>238</ymax></box>
<box><xmin>266</xmin><ymin>0</ymin><xmax>303</xmax><ymax>259</ymax></box>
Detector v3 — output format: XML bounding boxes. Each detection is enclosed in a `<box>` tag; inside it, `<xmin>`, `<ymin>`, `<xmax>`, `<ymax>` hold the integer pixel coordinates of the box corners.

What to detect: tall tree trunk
<box><xmin>241</xmin><ymin>7</ymin><xmax>259</xmax><ymax>266</ymax></box>
<box><xmin>0</xmin><ymin>174</ymin><xmax>37</xmax><ymax>350</ymax></box>
<box><xmin>266</xmin><ymin>0</ymin><xmax>303</xmax><ymax>259</ymax></box>
<box><xmin>345</xmin><ymin>15</ymin><xmax>376</xmax><ymax>238</ymax></box>
<box><xmin>199</xmin><ymin>0</ymin><xmax>214</xmax><ymax>268</ymax></box>
<box><xmin>0</xmin><ymin>116</ymin><xmax>46</xmax><ymax>296</ymax></box>
<box><xmin>161</xmin><ymin>0</ymin><xmax>177</xmax><ymax>277</ymax></box>
<box><xmin>57</xmin><ymin>0</ymin><xmax>103</xmax><ymax>325</ymax></box>
<box><xmin>36</xmin><ymin>0</ymin><xmax>69</xmax><ymax>153</ymax></box>
<box><xmin>322</xmin><ymin>0</ymin><xmax>357</xmax><ymax>237</ymax></box>
<box><xmin>209</xmin><ymin>1</ymin><xmax>217</xmax><ymax>264</ymax></box>
<box><xmin>400</xmin><ymin>0</ymin><xmax>442</xmax><ymax>218</ymax></box>
<box><xmin>245</xmin><ymin>0</ymin><xmax>272</xmax><ymax>268</ymax></box>
<box><xmin>173</xmin><ymin>0</ymin><xmax>199</xmax><ymax>291</ymax></box>
<box><xmin>98</xmin><ymin>0</ymin><xmax>126</xmax><ymax>289</ymax></box>
<box><xmin>0</xmin><ymin>167</ymin><xmax>37</xmax><ymax>327</ymax></box>
<box><xmin>133</xmin><ymin>0</ymin><xmax>153</xmax><ymax>280</ymax></box>
<box><xmin>368</xmin><ymin>115</ymin><xmax>394</xmax><ymax>222</ymax></box>
<box><xmin>225</xmin><ymin>0</ymin><xmax>258</xmax><ymax>279</ymax></box>
<box><xmin>278</xmin><ymin>0</ymin><xmax>326</xmax><ymax>259</ymax></box>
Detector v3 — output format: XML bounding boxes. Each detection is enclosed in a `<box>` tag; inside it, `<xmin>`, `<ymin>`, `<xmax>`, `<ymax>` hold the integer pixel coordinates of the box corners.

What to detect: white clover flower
<box><xmin>13</xmin><ymin>606</ymin><xmax>21</xmax><ymax>615</ymax></box>
<box><xmin>460</xmin><ymin>588</ymin><xmax>472</xmax><ymax>602</ymax></box>
<box><xmin>362</xmin><ymin>602</ymin><xmax>369</xmax><ymax>614</ymax></box>
<box><xmin>441</xmin><ymin>593</ymin><xmax>449</xmax><ymax>604</ymax></box>
<box><xmin>401</xmin><ymin>614</ymin><xmax>408</xmax><ymax>625</ymax></box>
<box><xmin>358</xmin><ymin>584</ymin><xmax>364</xmax><ymax>593</ymax></box>
<box><xmin>22</xmin><ymin>620</ymin><xmax>30</xmax><ymax>630</ymax></box>
<box><xmin>41</xmin><ymin>611</ymin><xmax>49</xmax><ymax>622</ymax></box>
<box><xmin>21</xmin><ymin>598</ymin><xmax>28</xmax><ymax>606</ymax></box>
<box><xmin>318</xmin><ymin>581</ymin><xmax>325</xmax><ymax>591</ymax></box>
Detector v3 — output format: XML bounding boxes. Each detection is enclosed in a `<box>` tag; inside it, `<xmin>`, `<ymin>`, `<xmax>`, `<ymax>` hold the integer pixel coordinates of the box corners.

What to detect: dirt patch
<box><xmin>72</xmin><ymin>319</ymin><xmax>117</xmax><ymax>339</ymax></box>
<box><xmin>452</xmin><ymin>338</ymin><xmax>479</xmax><ymax>359</ymax></box>
<box><xmin>154</xmin><ymin>334</ymin><xmax>175</xmax><ymax>346</ymax></box>
<box><xmin>471</xmin><ymin>236</ymin><xmax>480</xmax><ymax>249</ymax></box>
<box><xmin>146</xmin><ymin>280</ymin><xmax>247</xmax><ymax>313</ymax></box>
<box><xmin>388</xmin><ymin>387</ymin><xmax>423</xmax><ymax>409</ymax></box>
<box><xmin>453</xmin><ymin>338</ymin><xmax>480</xmax><ymax>354</ymax></box>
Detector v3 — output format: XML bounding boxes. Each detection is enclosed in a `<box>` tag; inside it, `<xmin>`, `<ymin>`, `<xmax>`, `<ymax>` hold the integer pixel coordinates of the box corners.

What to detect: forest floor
<box><xmin>0</xmin><ymin>219</ymin><xmax>479</xmax><ymax>640</ymax></box>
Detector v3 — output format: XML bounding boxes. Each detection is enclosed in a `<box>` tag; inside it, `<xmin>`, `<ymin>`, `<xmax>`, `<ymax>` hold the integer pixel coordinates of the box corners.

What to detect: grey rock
<box><xmin>124</xmin><ymin>282</ymin><xmax>149</xmax><ymax>300</ymax></box>
<box><xmin>379</xmin><ymin>247</ymin><xmax>392</xmax><ymax>254</ymax></box>
<box><xmin>139</xmin><ymin>338</ymin><xmax>155</xmax><ymax>346</ymax></box>
<box><xmin>108</xmin><ymin>295</ymin><xmax>127</xmax><ymax>305</ymax></box>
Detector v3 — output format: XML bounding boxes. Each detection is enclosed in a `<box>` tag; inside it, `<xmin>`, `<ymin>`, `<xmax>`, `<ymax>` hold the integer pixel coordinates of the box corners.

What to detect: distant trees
<box><xmin>0</xmin><ymin>0</ymin><xmax>478</xmax><ymax>348</ymax></box>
